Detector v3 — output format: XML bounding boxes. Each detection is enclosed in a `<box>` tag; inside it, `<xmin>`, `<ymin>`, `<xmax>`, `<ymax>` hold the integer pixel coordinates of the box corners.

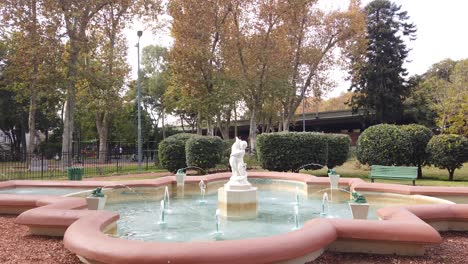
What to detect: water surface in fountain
<box><xmin>105</xmin><ymin>189</ymin><xmax>384</xmax><ymax>242</ymax></box>
<box><xmin>0</xmin><ymin>187</ymin><xmax>90</xmax><ymax>196</ymax></box>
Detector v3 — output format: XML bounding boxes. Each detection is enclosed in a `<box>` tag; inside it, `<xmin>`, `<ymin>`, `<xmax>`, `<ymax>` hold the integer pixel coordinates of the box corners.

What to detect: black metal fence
<box><xmin>0</xmin><ymin>150</ymin><xmax>159</xmax><ymax>181</ymax></box>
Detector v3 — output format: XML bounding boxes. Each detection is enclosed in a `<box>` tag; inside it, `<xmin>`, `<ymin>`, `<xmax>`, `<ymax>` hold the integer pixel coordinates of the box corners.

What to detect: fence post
<box><xmin>116</xmin><ymin>152</ymin><xmax>119</xmax><ymax>172</ymax></box>
<box><xmin>41</xmin><ymin>152</ymin><xmax>44</xmax><ymax>179</ymax></box>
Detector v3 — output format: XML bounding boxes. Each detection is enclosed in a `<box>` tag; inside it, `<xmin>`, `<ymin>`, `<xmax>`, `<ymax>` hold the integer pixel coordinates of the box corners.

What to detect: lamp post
<box><xmin>136</xmin><ymin>30</ymin><xmax>143</xmax><ymax>172</ymax></box>
<box><xmin>302</xmin><ymin>96</ymin><xmax>306</xmax><ymax>132</ymax></box>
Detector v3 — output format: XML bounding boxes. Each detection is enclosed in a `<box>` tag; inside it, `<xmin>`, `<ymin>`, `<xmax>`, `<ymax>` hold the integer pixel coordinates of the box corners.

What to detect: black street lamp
<box><xmin>136</xmin><ymin>30</ymin><xmax>143</xmax><ymax>171</ymax></box>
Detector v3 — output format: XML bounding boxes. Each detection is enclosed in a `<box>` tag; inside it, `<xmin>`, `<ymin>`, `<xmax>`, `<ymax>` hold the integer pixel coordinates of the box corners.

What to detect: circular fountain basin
<box><xmin>104</xmin><ymin>185</ymin><xmax>451</xmax><ymax>242</ymax></box>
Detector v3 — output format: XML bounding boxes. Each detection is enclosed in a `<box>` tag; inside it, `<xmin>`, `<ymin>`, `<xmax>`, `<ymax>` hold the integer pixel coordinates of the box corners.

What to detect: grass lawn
<box><xmin>301</xmin><ymin>159</ymin><xmax>468</xmax><ymax>187</ymax></box>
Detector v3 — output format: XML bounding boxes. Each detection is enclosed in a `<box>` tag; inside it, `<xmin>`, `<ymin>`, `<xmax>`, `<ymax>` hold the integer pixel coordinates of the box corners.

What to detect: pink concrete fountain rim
<box><xmin>1</xmin><ymin>172</ymin><xmax>467</xmax><ymax>196</ymax></box>
<box><xmin>2</xmin><ymin>172</ymin><xmax>468</xmax><ymax>263</ymax></box>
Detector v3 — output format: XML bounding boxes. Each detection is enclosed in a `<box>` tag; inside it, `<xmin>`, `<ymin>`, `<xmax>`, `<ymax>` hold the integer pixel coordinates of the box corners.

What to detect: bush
<box><xmin>427</xmin><ymin>134</ymin><xmax>468</xmax><ymax>181</ymax></box>
<box><xmin>400</xmin><ymin>124</ymin><xmax>433</xmax><ymax>178</ymax></box>
<box><xmin>257</xmin><ymin>132</ymin><xmax>328</xmax><ymax>172</ymax></box>
<box><xmin>356</xmin><ymin>124</ymin><xmax>412</xmax><ymax>166</ymax></box>
<box><xmin>158</xmin><ymin>133</ymin><xmax>195</xmax><ymax>173</ymax></box>
<box><xmin>186</xmin><ymin>136</ymin><xmax>224</xmax><ymax>170</ymax></box>
<box><xmin>38</xmin><ymin>142</ymin><xmax>62</xmax><ymax>159</ymax></box>
<box><xmin>326</xmin><ymin>134</ymin><xmax>351</xmax><ymax>169</ymax></box>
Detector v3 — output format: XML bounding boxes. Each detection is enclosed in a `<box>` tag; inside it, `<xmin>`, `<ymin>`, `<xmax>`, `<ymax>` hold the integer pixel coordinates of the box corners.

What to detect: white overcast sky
<box><xmin>125</xmin><ymin>0</ymin><xmax>468</xmax><ymax>98</ymax></box>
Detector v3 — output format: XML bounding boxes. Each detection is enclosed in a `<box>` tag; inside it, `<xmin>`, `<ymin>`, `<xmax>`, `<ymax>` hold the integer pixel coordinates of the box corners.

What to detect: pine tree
<box><xmin>348</xmin><ymin>0</ymin><xmax>416</xmax><ymax>124</ymax></box>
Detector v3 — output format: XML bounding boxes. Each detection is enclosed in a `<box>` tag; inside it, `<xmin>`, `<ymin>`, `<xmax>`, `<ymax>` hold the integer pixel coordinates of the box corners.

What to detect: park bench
<box><xmin>370</xmin><ymin>165</ymin><xmax>418</xmax><ymax>186</ymax></box>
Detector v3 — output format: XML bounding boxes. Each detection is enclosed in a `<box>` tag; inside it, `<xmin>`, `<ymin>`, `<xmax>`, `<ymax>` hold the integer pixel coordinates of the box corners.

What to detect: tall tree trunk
<box><xmin>28</xmin><ymin>0</ymin><xmax>39</xmax><ymax>159</ymax></box>
<box><xmin>207</xmin><ymin>118</ymin><xmax>214</xmax><ymax>136</ymax></box>
<box><xmin>28</xmin><ymin>91</ymin><xmax>37</xmax><ymax>157</ymax></box>
<box><xmin>61</xmin><ymin>44</ymin><xmax>79</xmax><ymax>166</ymax></box>
<box><xmin>216</xmin><ymin>114</ymin><xmax>230</xmax><ymax>140</ymax></box>
<box><xmin>196</xmin><ymin>111</ymin><xmax>203</xmax><ymax>135</ymax></box>
<box><xmin>96</xmin><ymin>112</ymin><xmax>109</xmax><ymax>163</ymax></box>
<box><xmin>249</xmin><ymin>109</ymin><xmax>257</xmax><ymax>153</ymax></box>
<box><xmin>161</xmin><ymin>108</ymin><xmax>166</xmax><ymax>139</ymax></box>
<box><xmin>417</xmin><ymin>164</ymin><xmax>423</xmax><ymax>179</ymax></box>
<box><xmin>448</xmin><ymin>168</ymin><xmax>455</xmax><ymax>181</ymax></box>
<box><xmin>180</xmin><ymin>114</ymin><xmax>185</xmax><ymax>132</ymax></box>
<box><xmin>21</xmin><ymin>115</ymin><xmax>27</xmax><ymax>162</ymax></box>
<box><xmin>234</xmin><ymin>103</ymin><xmax>238</xmax><ymax>138</ymax></box>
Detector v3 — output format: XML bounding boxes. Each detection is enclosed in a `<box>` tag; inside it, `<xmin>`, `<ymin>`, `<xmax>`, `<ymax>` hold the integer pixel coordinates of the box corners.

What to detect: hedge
<box><xmin>186</xmin><ymin>136</ymin><xmax>224</xmax><ymax>170</ymax></box>
<box><xmin>400</xmin><ymin>124</ymin><xmax>433</xmax><ymax>178</ymax></box>
<box><xmin>257</xmin><ymin>132</ymin><xmax>328</xmax><ymax>172</ymax></box>
<box><xmin>326</xmin><ymin>134</ymin><xmax>351</xmax><ymax>169</ymax></box>
<box><xmin>356</xmin><ymin>124</ymin><xmax>413</xmax><ymax>166</ymax></box>
<box><xmin>427</xmin><ymin>134</ymin><xmax>468</xmax><ymax>181</ymax></box>
<box><xmin>158</xmin><ymin>133</ymin><xmax>195</xmax><ymax>173</ymax></box>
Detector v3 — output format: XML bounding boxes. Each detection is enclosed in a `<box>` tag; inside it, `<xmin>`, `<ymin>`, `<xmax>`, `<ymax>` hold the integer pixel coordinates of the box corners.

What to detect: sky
<box><xmin>124</xmin><ymin>0</ymin><xmax>468</xmax><ymax>98</ymax></box>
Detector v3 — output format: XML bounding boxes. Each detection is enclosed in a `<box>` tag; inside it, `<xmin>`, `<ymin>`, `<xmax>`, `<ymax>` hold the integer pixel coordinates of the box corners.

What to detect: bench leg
<box><xmin>371</xmin><ymin>179</ymin><xmax>374</xmax><ymax>183</ymax></box>
<box><xmin>413</xmin><ymin>180</ymin><xmax>415</xmax><ymax>186</ymax></box>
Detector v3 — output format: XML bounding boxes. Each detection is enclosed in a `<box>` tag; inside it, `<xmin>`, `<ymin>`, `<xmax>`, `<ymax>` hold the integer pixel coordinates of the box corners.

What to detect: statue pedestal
<box><xmin>218</xmin><ymin>181</ymin><xmax>258</xmax><ymax>219</ymax></box>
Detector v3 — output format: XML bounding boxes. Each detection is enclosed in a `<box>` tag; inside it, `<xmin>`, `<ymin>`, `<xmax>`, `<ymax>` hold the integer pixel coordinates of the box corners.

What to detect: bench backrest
<box><xmin>370</xmin><ymin>165</ymin><xmax>418</xmax><ymax>179</ymax></box>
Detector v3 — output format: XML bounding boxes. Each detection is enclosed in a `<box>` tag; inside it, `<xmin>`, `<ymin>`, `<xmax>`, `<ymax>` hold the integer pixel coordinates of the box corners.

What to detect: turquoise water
<box><xmin>105</xmin><ymin>190</ymin><xmax>380</xmax><ymax>242</ymax></box>
<box><xmin>0</xmin><ymin>187</ymin><xmax>90</xmax><ymax>196</ymax></box>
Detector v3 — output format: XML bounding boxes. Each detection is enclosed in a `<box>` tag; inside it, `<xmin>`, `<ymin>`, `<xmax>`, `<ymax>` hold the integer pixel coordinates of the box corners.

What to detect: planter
<box><xmin>349</xmin><ymin>202</ymin><xmax>369</xmax><ymax>219</ymax></box>
<box><xmin>328</xmin><ymin>173</ymin><xmax>340</xmax><ymax>189</ymax></box>
<box><xmin>86</xmin><ymin>196</ymin><xmax>107</xmax><ymax>210</ymax></box>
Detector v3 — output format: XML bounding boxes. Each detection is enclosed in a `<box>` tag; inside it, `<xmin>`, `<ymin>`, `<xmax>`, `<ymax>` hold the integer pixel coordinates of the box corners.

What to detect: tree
<box><xmin>402</xmin><ymin>75</ymin><xmax>437</xmax><ymax>128</ymax></box>
<box><xmin>400</xmin><ymin>124</ymin><xmax>432</xmax><ymax>179</ymax></box>
<box><xmin>225</xmin><ymin>0</ymin><xmax>292</xmax><ymax>151</ymax></box>
<box><xmin>427</xmin><ymin>134</ymin><xmax>468</xmax><ymax>181</ymax></box>
<box><xmin>55</xmin><ymin>0</ymin><xmax>162</xmax><ymax>165</ymax></box>
<box><xmin>356</xmin><ymin>124</ymin><xmax>412</xmax><ymax>166</ymax></box>
<box><xmin>141</xmin><ymin>45</ymin><xmax>168</xmax><ymax>139</ymax></box>
<box><xmin>168</xmin><ymin>0</ymin><xmax>235</xmax><ymax>137</ymax></box>
<box><xmin>0</xmin><ymin>0</ymin><xmax>63</xmax><ymax>156</ymax></box>
<box><xmin>78</xmin><ymin>2</ymin><xmax>132</xmax><ymax>163</ymax></box>
<box><xmin>348</xmin><ymin>0</ymin><xmax>416</xmax><ymax>124</ymax></box>
<box><xmin>280</xmin><ymin>0</ymin><xmax>366</xmax><ymax>131</ymax></box>
<box><xmin>422</xmin><ymin>59</ymin><xmax>468</xmax><ymax>136</ymax></box>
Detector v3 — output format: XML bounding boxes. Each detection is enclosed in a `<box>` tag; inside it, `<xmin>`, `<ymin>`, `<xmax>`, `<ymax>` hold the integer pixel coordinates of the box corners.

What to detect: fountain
<box><xmin>293</xmin><ymin>204</ymin><xmax>300</xmax><ymax>230</ymax></box>
<box><xmin>163</xmin><ymin>186</ymin><xmax>170</xmax><ymax>208</ymax></box>
<box><xmin>214</xmin><ymin>209</ymin><xmax>222</xmax><ymax>238</ymax></box>
<box><xmin>158</xmin><ymin>200</ymin><xmax>166</xmax><ymax>225</ymax></box>
<box><xmin>295</xmin><ymin>186</ymin><xmax>300</xmax><ymax>205</ymax></box>
<box><xmin>218</xmin><ymin>137</ymin><xmax>257</xmax><ymax>219</ymax></box>
<box><xmin>320</xmin><ymin>192</ymin><xmax>329</xmax><ymax>216</ymax></box>
<box><xmin>175</xmin><ymin>169</ymin><xmax>186</xmax><ymax>197</ymax></box>
<box><xmin>199</xmin><ymin>180</ymin><xmax>207</xmax><ymax>205</ymax></box>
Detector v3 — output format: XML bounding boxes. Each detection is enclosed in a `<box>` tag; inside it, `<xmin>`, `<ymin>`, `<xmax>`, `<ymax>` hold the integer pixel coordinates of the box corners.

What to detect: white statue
<box><xmin>229</xmin><ymin>137</ymin><xmax>248</xmax><ymax>184</ymax></box>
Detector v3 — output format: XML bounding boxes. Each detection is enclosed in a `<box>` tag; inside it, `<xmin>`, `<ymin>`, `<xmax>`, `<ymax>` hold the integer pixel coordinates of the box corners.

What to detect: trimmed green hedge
<box><xmin>356</xmin><ymin>124</ymin><xmax>413</xmax><ymax>166</ymax></box>
<box><xmin>427</xmin><ymin>134</ymin><xmax>468</xmax><ymax>181</ymax></box>
<box><xmin>257</xmin><ymin>132</ymin><xmax>328</xmax><ymax>172</ymax></box>
<box><xmin>326</xmin><ymin>134</ymin><xmax>351</xmax><ymax>169</ymax></box>
<box><xmin>158</xmin><ymin>133</ymin><xmax>195</xmax><ymax>173</ymax></box>
<box><xmin>400</xmin><ymin>124</ymin><xmax>433</xmax><ymax>178</ymax></box>
<box><xmin>186</xmin><ymin>136</ymin><xmax>224</xmax><ymax>170</ymax></box>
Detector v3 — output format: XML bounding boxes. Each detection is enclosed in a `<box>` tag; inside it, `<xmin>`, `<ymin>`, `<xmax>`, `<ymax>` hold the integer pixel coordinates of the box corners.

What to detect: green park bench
<box><xmin>370</xmin><ymin>165</ymin><xmax>418</xmax><ymax>186</ymax></box>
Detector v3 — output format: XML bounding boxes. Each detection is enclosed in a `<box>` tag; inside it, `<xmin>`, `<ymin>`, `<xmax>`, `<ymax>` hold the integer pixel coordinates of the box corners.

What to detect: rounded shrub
<box><xmin>186</xmin><ymin>136</ymin><xmax>224</xmax><ymax>170</ymax></box>
<box><xmin>257</xmin><ymin>132</ymin><xmax>328</xmax><ymax>172</ymax></box>
<box><xmin>326</xmin><ymin>134</ymin><xmax>351</xmax><ymax>169</ymax></box>
<box><xmin>400</xmin><ymin>124</ymin><xmax>433</xmax><ymax>178</ymax></box>
<box><xmin>158</xmin><ymin>133</ymin><xmax>195</xmax><ymax>173</ymax></box>
<box><xmin>356</xmin><ymin>124</ymin><xmax>412</xmax><ymax>166</ymax></box>
<box><xmin>427</xmin><ymin>134</ymin><xmax>468</xmax><ymax>181</ymax></box>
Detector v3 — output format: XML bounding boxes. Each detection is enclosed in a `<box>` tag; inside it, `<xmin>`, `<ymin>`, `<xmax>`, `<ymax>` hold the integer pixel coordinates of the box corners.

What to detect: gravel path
<box><xmin>0</xmin><ymin>216</ymin><xmax>80</xmax><ymax>264</ymax></box>
<box><xmin>1</xmin><ymin>214</ymin><xmax>467</xmax><ymax>264</ymax></box>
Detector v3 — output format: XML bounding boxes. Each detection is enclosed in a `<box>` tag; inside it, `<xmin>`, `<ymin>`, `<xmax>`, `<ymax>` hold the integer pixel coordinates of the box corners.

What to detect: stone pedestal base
<box><xmin>218</xmin><ymin>183</ymin><xmax>258</xmax><ymax>219</ymax></box>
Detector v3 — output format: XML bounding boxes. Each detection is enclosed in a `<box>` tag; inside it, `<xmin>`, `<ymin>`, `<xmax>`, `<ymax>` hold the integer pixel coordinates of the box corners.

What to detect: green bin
<box><xmin>67</xmin><ymin>167</ymin><xmax>84</xmax><ymax>181</ymax></box>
